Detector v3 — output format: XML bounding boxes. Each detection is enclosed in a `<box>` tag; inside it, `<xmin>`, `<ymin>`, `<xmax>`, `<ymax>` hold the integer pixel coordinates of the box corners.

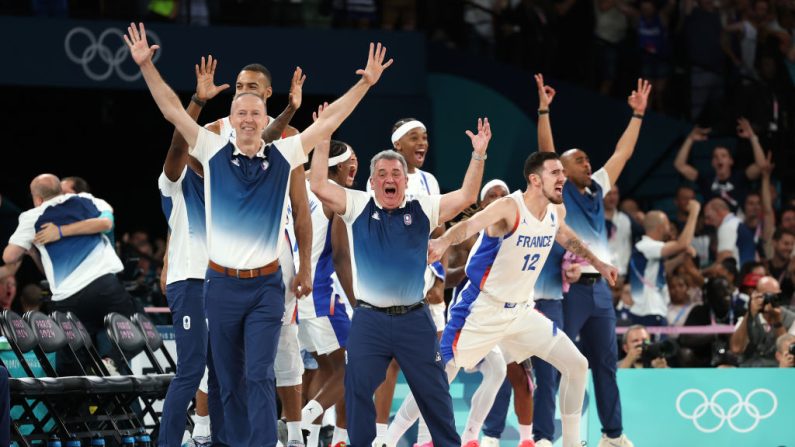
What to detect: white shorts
<box><xmin>275</xmin><ymin>323</ymin><xmax>304</xmax><ymax>387</ymax></box>
<box><xmin>441</xmin><ymin>287</ymin><xmax>565</xmax><ymax>370</ymax></box>
<box><xmin>279</xmin><ymin>241</ymin><xmax>297</xmax><ymax>326</ymax></box>
<box><xmin>297</xmin><ymin>313</ymin><xmax>350</xmax><ymax>355</ymax></box>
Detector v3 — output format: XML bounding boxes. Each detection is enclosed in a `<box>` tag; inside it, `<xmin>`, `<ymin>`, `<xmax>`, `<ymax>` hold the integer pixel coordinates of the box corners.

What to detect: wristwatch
<box><xmin>472</xmin><ymin>152</ymin><xmax>487</xmax><ymax>161</ymax></box>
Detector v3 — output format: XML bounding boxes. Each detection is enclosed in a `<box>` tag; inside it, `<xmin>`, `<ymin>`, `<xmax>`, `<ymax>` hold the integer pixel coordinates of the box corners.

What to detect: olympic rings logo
<box><xmin>64</xmin><ymin>27</ymin><xmax>161</xmax><ymax>82</ymax></box>
<box><xmin>675</xmin><ymin>388</ymin><xmax>777</xmax><ymax>433</ymax></box>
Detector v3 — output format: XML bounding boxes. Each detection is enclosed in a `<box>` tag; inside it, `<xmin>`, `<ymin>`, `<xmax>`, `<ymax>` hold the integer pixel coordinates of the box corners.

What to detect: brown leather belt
<box><xmin>208</xmin><ymin>259</ymin><xmax>279</xmax><ymax>279</ymax></box>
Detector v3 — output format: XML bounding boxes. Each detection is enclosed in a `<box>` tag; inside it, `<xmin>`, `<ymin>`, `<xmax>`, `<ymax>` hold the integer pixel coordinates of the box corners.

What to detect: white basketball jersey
<box><xmin>296</xmin><ymin>180</ymin><xmax>336</xmax><ymax>319</ymax></box>
<box><xmin>465</xmin><ymin>191</ymin><xmax>559</xmax><ymax>303</ymax></box>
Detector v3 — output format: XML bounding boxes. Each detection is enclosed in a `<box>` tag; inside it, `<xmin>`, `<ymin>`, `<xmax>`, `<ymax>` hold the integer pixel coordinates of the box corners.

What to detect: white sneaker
<box><xmin>597</xmin><ymin>434</ymin><xmax>633</xmax><ymax>447</ymax></box>
<box><xmin>534</xmin><ymin>440</ymin><xmax>553</xmax><ymax>447</ymax></box>
<box><xmin>480</xmin><ymin>437</ymin><xmax>500</xmax><ymax>447</ymax></box>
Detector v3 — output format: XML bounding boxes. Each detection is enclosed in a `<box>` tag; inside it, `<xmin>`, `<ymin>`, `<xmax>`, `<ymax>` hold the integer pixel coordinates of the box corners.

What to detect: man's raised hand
<box><xmin>356</xmin><ymin>42</ymin><xmax>394</xmax><ymax>86</ymax></box>
<box><xmin>627</xmin><ymin>78</ymin><xmax>652</xmax><ymax>115</ymax></box>
<box><xmin>124</xmin><ymin>22</ymin><xmax>159</xmax><ymax>66</ymax></box>
<box><xmin>534</xmin><ymin>73</ymin><xmax>556</xmax><ymax>110</ymax></box>
<box><xmin>195</xmin><ymin>55</ymin><xmax>230</xmax><ymax>102</ymax></box>
<box><xmin>289</xmin><ymin>67</ymin><xmax>307</xmax><ymax>110</ymax></box>
<box><xmin>466</xmin><ymin>118</ymin><xmax>492</xmax><ymax>157</ymax></box>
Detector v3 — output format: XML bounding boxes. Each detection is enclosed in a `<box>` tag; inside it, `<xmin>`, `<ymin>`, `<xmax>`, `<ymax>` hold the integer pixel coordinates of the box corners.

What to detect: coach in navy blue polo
<box><xmin>309</xmin><ymin>118</ymin><xmax>492</xmax><ymax>447</ymax></box>
<box><xmin>126</xmin><ymin>22</ymin><xmax>394</xmax><ymax>446</ymax></box>
<box><xmin>529</xmin><ymin>76</ymin><xmax>651</xmax><ymax>447</ymax></box>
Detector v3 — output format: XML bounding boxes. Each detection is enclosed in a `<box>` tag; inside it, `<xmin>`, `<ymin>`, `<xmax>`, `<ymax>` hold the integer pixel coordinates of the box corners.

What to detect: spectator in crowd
<box><xmin>765</xmin><ymin>228</ymin><xmax>795</xmax><ymax>303</ymax></box>
<box><xmin>780</xmin><ymin>208</ymin><xmax>795</xmax><ymax>233</ymax></box>
<box><xmin>667</xmin><ymin>274</ymin><xmax>697</xmax><ymax>328</ymax></box>
<box><xmin>634</xmin><ymin>0</ymin><xmax>673</xmax><ymax>111</ymax></box>
<box><xmin>605</xmin><ymin>185</ymin><xmax>635</xmax><ymax>279</ymax></box>
<box><xmin>775</xmin><ymin>333</ymin><xmax>795</xmax><ymax>367</ymax></box>
<box><xmin>15</xmin><ymin>283</ymin><xmax>43</xmax><ymax>314</ymax></box>
<box><xmin>671</xmin><ymin>186</ymin><xmax>696</xmax><ymax>231</ymax></box>
<box><xmin>704</xmin><ymin>197</ymin><xmax>757</xmax><ymax>267</ymax></box>
<box><xmin>593</xmin><ymin>0</ymin><xmax>631</xmax><ymax>95</ymax></box>
<box><xmin>618</xmin><ymin>325</ymin><xmax>669</xmax><ymax>368</ymax></box>
<box><xmin>681</xmin><ymin>0</ymin><xmax>726</xmax><ymax>120</ymax></box>
<box><xmin>628</xmin><ymin>200</ymin><xmax>700</xmax><ymax>326</ymax></box>
<box><xmin>0</xmin><ymin>273</ymin><xmax>16</xmax><ymax>310</ymax></box>
<box><xmin>381</xmin><ymin>0</ymin><xmax>417</xmax><ymax>30</ymax></box>
<box><xmin>729</xmin><ymin>276</ymin><xmax>795</xmax><ymax>366</ymax></box>
<box><xmin>673</xmin><ymin>119</ymin><xmax>768</xmax><ymax>213</ymax></box>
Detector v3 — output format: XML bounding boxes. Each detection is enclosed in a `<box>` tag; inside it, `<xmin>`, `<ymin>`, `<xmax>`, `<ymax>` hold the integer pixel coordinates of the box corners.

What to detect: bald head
<box><xmin>559</xmin><ymin>148</ymin><xmax>592</xmax><ymax>189</ymax></box>
<box><xmin>30</xmin><ymin>174</ymin><xmax>62</xmax><ymax>204</ymax></box>
<box><xmin>756</xmin><ymin>276</ymin><xmax>781</xmax><ymax>294</ymax></box>
<box><xmin>643</xmin><ymin>210</ymin><xmax>668</xmax><ymax>232</ymax></box>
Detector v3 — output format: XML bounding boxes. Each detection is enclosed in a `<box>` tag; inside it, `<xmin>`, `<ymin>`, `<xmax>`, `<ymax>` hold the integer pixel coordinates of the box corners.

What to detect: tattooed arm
<box><xmin>555</xmin><ymin>204</ymin><xmax>618</xmax><ymax>286</ymax></box>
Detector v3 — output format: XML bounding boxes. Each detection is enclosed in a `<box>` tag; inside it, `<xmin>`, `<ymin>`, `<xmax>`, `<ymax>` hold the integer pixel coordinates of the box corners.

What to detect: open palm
<box><xmin>466</xmin><ymin>118</ymin><xmax>492</xmax><ymax>155</ymax></box>
<box><xmin>123</xmin><ymin>22</ymin><xmax>159</xmax><ymax>66</ymax></box>
<box><xmin>195</xmin><ymin>55</ymin><xmax>230</xmax><ymax>101</ymax></box>
<box><xmin>356</xmin><ymin>42</ymin><xmax>394</xmax><ymax>86</ymax></box>
<box><xmin>289</xmin><ymin>67</ymin><xmax>306</xmax><ymax>110</ymax></box>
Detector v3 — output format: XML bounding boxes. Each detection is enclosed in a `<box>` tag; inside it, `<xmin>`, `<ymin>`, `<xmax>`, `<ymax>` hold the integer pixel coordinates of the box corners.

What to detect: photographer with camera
<box><xmin>618</xmin><ymin>325</ymin><xmax>673</xmax><ymax>368</ymax></box>
<box><xmin>729</xmin><ymin>276</ymin><xmax>795</xmax><ymax>366</ymax></box>
<box><xmin>775</xmin><ymin>334</ymin><xmax>795</xmax><ymax>368</ymax></box>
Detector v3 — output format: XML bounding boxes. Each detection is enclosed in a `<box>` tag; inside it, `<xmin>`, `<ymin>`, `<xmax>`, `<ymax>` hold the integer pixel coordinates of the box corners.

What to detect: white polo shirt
<box><xmin>629</xmin><ymin>235</ymin><xmax>669</xmax><ymax>317</ymax></box>
<box><xmin>159</xmin><ymin>167</ymin><xmax>208</xmax><ymax>284</ymax></box>
<box><xmin>189</xmin><ymin>127</ymin><xmax>306</xmax><ymax>269</ymax></box>
<box><xmin>8</xmin><ymin>193</ymin><xmax>122</xmax><ymax>301</ymax></box>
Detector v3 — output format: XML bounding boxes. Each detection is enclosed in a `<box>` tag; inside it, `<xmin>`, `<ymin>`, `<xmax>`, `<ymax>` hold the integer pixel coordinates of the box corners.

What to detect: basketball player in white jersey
<box><xmin>299</xmin><ymin>134</ymin><xmax>359</xmax><ymax>447</ymax></box>
<box><xmin>388</xmin><ymin>151</ymin><xmax>617</xmax><ymax>447</ymax></box>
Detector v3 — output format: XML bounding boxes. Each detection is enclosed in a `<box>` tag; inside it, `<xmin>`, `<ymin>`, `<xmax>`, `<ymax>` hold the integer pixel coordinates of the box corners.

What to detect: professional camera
<box><xmin>711</xmin><ymin>346</ymin><xmax>739</xmax><ymax>367</ymax></box>
<box><xmin>789</xmin><ymin>343</ymin><xmax>795</xmax><ymax>356</ymax></box>
<box><xmin>641</xmin><ymin>339</ymin><xmax>678</xmax><ymax>367</ymax></box>
<box><xmin>762</xmin><ymin>292</ymin><xmax>788</xmax><ymax>308</ymax></box>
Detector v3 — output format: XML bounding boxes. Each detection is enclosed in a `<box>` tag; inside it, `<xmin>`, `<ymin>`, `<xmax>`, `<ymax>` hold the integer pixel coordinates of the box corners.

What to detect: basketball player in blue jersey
<box><xmin>388</xmin><ymin>152</ymin><xmax>617</xmax><ymax>447</ymax></box>
<box><xmin>532</xmin><ymin>74</ymin><xmax>650</xmax><ymax>447</ymax></box>
<box><xmin>299</xmin><ymin>132</ymin><xmax>359</xmax><ymax>447</ymax></box>
<box><xmin>309</xmin><ymin>116</ymin><xmax>492</xmax><ymax>447</ymax></box>
<box><xmin>127</xmin><ymin>22</ymin><xmax>393</xmax><ymax>446</ymax></box>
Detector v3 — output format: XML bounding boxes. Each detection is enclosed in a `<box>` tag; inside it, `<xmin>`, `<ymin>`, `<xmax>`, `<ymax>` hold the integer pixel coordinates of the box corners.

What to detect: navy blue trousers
<box><xmin>159</xmin><ymin>279</ymin><xmax>208</xmax><ymax>447</ymax></box>
<box><xmin>204</xmin><ymin>267</ymin><xmax>284</xmax><ymax>447</ymax></box>
<box><xmin>563</xmin><ymin>280</ymin><xmax>622</xmax><ymax>438</ymax></box>
<box><xmin>344</xmin><ymin>305</ymin><xmax>459</xmax><ymax>447</ymax></box>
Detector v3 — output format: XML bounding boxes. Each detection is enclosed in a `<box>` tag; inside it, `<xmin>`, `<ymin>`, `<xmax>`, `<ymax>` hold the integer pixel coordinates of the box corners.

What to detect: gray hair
<box><xmin>776</xmin><ymin>333</ymin><xmax>795</xmax><ymax>354</ymax></box>
<box><xmin>622</xmin><ymin>324</ymin><xmax>648</xmax><ymax>346</ymax></box>
<box><xmin>369</xmin><ymin>150</ymin><xmax>408</xmax><ymax>180</ymax></box>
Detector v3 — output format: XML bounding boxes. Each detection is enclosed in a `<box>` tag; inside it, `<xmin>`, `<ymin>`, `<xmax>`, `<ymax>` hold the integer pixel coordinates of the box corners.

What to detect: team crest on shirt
<box><xmin>231</xmin><ymin>158</ymin><xmax>240</xmax><ymax>166</ymax></box>
<box><xmin>403</xmin><ymin>214</ymin><xmax>412</xmax><ymax>226</ymax></box>
<box><xmin>262</xmin><ymin>160</ymin><xmax>269</xmax><ymax>171</ymax></box>
<box><xmin>371</xmin><ymin>212</ymin><xmax>380</xmax><ymax>221</ymax></box>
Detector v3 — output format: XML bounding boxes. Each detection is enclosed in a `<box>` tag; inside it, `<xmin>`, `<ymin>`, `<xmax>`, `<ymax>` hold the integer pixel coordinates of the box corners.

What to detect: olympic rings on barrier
<box><xmin>675</xmin><ymin>388</ymin><xmax>777</xmax><ymax>433</ymax></box>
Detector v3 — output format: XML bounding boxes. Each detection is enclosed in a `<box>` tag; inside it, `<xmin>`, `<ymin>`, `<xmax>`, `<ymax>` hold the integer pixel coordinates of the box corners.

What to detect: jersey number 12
<box><xmin>522</xmin><ymin>253</ymin><xmax>540</xmax><ymax>271</ymax></box>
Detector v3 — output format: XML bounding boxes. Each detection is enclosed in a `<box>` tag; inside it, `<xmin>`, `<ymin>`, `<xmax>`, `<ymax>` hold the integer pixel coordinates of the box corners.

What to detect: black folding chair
<box><xmin>104</xmin><ymin>312</ymin><xmax>174</xmax><ymax>433</ymax></box>
<box><xmin>23</xmin><ymin>310</ymin><xmax>145</xmax><ymax>442</ymax></box>
<box><xmin>131</xmin><ymin>312</ymin><xmax>195</xmax><ymax>432</ymax></box>
<box><xmin>0</xmin><ymin>310</ymin><xmax>81</xmax><ymax>444</ymax></box>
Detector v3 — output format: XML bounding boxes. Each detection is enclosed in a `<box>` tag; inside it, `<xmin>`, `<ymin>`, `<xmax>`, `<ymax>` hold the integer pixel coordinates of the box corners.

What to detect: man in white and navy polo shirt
<box><xmin>3</xmin><ymin>174</ymin><xmax>133</xmax><ymax>365</ymax></box>
<box><xmin>308</xmin><ymin>117</ymin><xmax>492</xmax><ymax>447</ymax></box>
<box><xmin>628</xmin><ymin>201</ymin><xmax>700</xmax><ymax>326</ymax></box>
<box><xmin>126</xmin><ymin>22</ymin><xmax>393</xmax><ymax>446</ymax></box>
